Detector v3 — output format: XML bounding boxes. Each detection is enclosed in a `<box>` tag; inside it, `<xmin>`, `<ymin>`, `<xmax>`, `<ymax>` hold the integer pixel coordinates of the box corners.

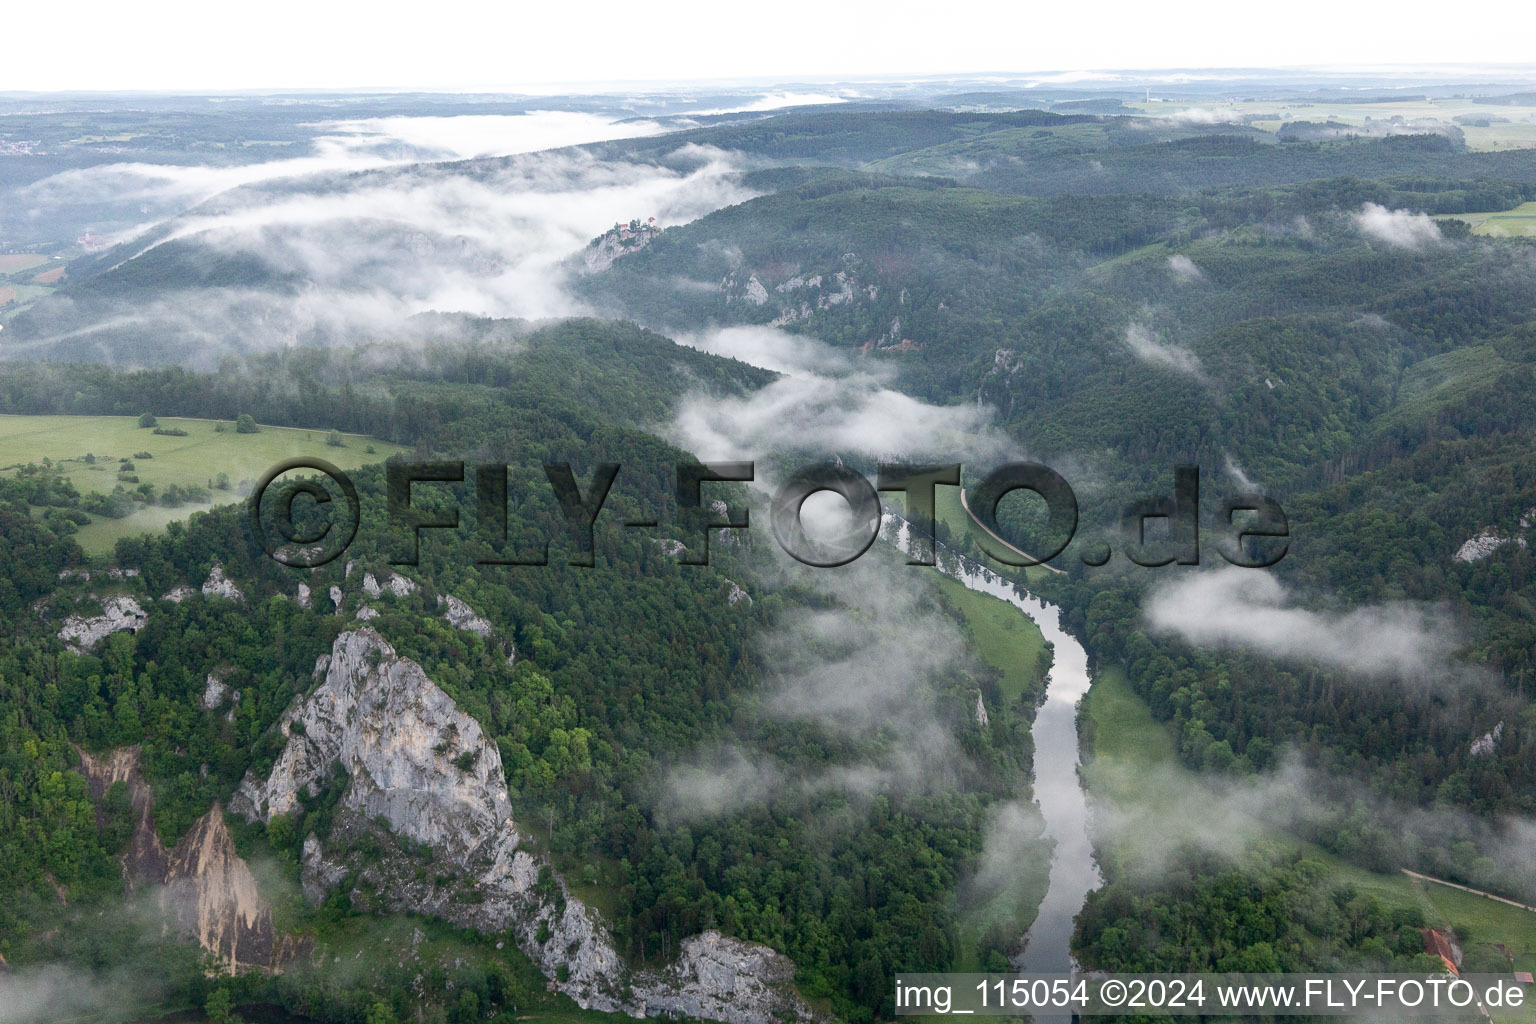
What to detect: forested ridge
<box><xmin>0</xmin><ymin>320</ymin><xmax>1039</xmax><ymax>1022</ymax></box>
<box><xmin>4</xmin><ymin>100</ymin><xmax>1536</xmax><ymax>1018</ymax></box>
<box><xmin>575</xmin><ymin>110</ymin><xmax>1536</xmax><ymax>982</ymax></box>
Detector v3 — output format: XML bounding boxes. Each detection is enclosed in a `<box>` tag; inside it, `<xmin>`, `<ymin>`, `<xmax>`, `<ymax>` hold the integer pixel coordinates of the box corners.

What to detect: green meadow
<box><xmin>1085</xmin><ymin>667</ymin><xmax>1536</xmax><ymax>1017</ymax></box>
<box><xmin>0</xmin><ymin>414</ymin><xmax>403</xmax><ymax>555</ymax></box>
<box><xmin>923</xmin><ymin>571</ymin><xmax>1053</xmax><ymax>982</ymax></box>
<box><xmin>1439</xmin><ymin>201</ymin><xmax>1536</xmax><ymax>237</ymax></box>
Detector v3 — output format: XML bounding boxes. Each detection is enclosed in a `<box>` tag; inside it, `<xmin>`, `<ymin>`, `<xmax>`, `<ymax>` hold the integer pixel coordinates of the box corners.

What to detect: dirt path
<box><xmin>1402</xmin><ymin>868</ymin><xmax>1536</xmax><ymax>914</ymax></box>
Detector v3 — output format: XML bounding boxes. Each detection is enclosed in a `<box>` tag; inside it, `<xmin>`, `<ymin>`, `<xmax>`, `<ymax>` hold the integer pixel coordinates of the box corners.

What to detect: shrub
<box><xmin>137</xmin><ymin>412</ymin><xmax>157</xmax><ymax>428</ymax></box>
<box><xmin>235</xmin><ymin>413</ymin><xmax>260</xmax><ymax>433</ymax></box>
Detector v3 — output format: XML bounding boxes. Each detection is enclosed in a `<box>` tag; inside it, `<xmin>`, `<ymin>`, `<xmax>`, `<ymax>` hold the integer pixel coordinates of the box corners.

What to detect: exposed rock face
<box><xmin>1455</xmin><ymin>527</ymin><xmax>1510</xmax><ymax>562</ymax></box>
<box><xmin>75</xmin><ymin>747</ymin><xmax>293</xmax><ymax>972</ymax></box>
<box><xmin>202</xmin><ymin>674</ymin><xmax>229</xmax><ymax>711</ymax></box>
<box><xmin>233</xmin><ymin>629</ymin><xmax>514</xmax><ymax>862</ymax></box>
<box><xmin>362</xmin><ymin>570</ymin><xmax>419</xmax><ymax>600</ymax></box>
<box><xmin>742</xmin><ymin>274</ymin><xmax>769</xmax><ymax>306</ymax></box>
<box><xmin>76</xmin><ymin>746</ymin><xmax>165</xmax><ymax>886</ymax></box>
<box><xmin>646</xmin><ymin>931</ymin><xmax>806</xmax><ymax>1022</ymax></box>
<box><xmin>58</xmin><ymin>596</ymin><xmax>147</xmax><ymax>652</ymax></box>
<box><xmin>724</xmin><ymin>581</ymin><xmax>752</xmax><ymax>607</ymax></box>
<box><xmin>440</xmin><ymin>594</ymin><xmax>493</xmax><ymax>637</ymax></box>
<box><xmin>162</xmin><ymin>585</ymin><xmax>196</xmax><ymax>603</ymax></box>
<box><xmin>59</xmin><ymin>566</ymin><xmax>139</xmax><ymax>581</ymax></box>
<box><xmin>296</xmin><ymin>582</ymin><xmax>312</xmax><ymax>609</ymax></box>
<box><xmin>235</xmin><ymin>629</ymin><xmax>816</xmax><ymax>1024</ymax></box>
<box><xmin>203</xmin><ymin>563</ymin><xmax>244</xmax><ymax>602</ymax></box>
<box><xmin>1471</xmin><ymin>722</ymin><xmax>1504</xmax><ymax>757</ymax></box>
<box><xmin>1454</xmin><ymin>511</ymin><xmax>1536</xmax><ymax>562</ymax></box>
<box><xmin>164</xmin><ymin>805</ymin><xmax>283</xmax><ymax>972</ymax></box>
<box><xmin>582</xmin><ymin>220</ymin><xmax>661</xmax><ymax>274</ymax></box>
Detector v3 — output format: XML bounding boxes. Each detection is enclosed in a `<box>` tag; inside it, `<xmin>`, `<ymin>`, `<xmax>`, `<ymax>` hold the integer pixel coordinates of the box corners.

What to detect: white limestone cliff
<box><xmin>233</xmin><ymin>629</ymin><xmax>815</xmax><ymax>1024</ymax></box>
<box><xmin>58</xmin><ymin>596</ymin><xmax>147</xmax><ymax>652</ymax></box>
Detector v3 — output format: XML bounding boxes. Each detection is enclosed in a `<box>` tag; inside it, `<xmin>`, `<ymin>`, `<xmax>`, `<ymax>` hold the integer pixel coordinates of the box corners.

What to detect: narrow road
<box><xmin>958</xmin><ymin>488</ymin><xmax>1068</xmax><ymax>575</ymax></box>
<box><xmin>1402</xmin><ymin>868</ymin><xmax>1536</xmax><ymax>913</ymax></box>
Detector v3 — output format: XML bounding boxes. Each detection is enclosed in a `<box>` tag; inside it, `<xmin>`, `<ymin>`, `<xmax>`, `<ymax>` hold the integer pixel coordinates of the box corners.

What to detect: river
<box><xmin>885</xmin><ymin>515</ymin><xmax>1101</xmax><ymax>1003</ymax></box>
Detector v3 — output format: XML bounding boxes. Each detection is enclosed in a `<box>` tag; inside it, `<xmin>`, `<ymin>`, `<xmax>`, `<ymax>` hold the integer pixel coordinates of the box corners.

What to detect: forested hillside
<box><xmin>5</xmin><ymin>95</ymin><xmax>1536</xmax><ymax>1019</ymax></box>
<box><xmin>0</xmin><ymin>320</ymin><xmax>1043</xmax><ymax>1022</ymax></box>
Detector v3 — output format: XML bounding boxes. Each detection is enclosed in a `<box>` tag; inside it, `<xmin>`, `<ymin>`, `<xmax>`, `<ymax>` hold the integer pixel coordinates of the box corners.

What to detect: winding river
<box><xmin>885</xmin><ymin>515</ymin><xmax>1101</xmax><ymax>991</ymax></box>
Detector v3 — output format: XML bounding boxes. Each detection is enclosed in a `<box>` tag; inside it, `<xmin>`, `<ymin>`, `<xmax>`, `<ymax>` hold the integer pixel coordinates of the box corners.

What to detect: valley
<box><xmin>4</xmin><ymin>62</ymin><xmax>1536</xmax><ymax>1024</ymax></box>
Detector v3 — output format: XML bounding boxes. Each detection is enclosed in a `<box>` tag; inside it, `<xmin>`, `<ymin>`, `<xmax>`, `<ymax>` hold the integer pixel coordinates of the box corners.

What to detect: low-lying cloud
<box><xmin>1145</xmin><ymin>568</ymin><xmax>1472</xmax><ymax>684</ymax></box>
<box><xmin>14</xmin><ymin>111</ymin><xmax>672</xmax><ymax>243</ymax></box>
<box><xmin>1122</xmin><ymin>321</ymin><xmax>1201</xmax><ymax>375</ymax></box>
<box><xmin>669</xmin><ymin>325</ymin><xmax>1009</xmax><ymax>462</ymax></box>
<box><xmin>660</xmin><ymin>554</ymin><xmax>981</xmax><ymax>819</ymax></box>
<box><xmin>1354</xmin><ymin>202</ymin><xmax>1442</xmax><ymax>249</ymax></box>
<box><xmin>11</xmin><ymin>142</ymin><xmax>757</xmax><ymax>363</ymax></box>
<box><xmin>1167</xmin><ymin>253</ymin><xmax>1205</xmax><ymax>283</ymax></box>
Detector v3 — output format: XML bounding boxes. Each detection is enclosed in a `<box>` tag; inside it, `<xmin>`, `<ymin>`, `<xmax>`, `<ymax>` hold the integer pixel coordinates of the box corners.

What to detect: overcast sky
<box><xmin>4</xmin><ymin>0</ymin><xmax>1533</xmax><ymax>93</ymax></box>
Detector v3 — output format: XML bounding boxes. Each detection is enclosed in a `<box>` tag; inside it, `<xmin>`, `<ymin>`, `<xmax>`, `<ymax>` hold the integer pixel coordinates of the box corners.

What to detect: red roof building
<box><xmin>1423</xmin><ymin>929</ymin><xmax>1460</xmax><ymax>974</ymax></box>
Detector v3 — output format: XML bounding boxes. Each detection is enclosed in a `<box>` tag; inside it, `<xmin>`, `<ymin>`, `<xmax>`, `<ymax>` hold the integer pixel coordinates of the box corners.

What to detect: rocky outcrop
<box><xmin>646</xmin><ymin>931</ymin><xmax>806</xmax><ymax>1022</ymax></box>
<box><xmin>58</xmin><ymin>596</ymin><xmax>147</xmax><ymax>652</ymax></box>
<box><xmin>202</xmin><ymin>674</ymin><xmax>240</xmax><ymax>720</ymax></box>
<box><xmin>654</xmin><ymin>538</ymin><xmax>688</xmax><ymax>558</ymax></box>
<box><xmin>164</xmin><ymin>805</ymin><xmax>284</xmax><ymax>973</ymax></box>
<box><xmin>440</xmin><ymin>594</ymin><xmax>493</xmax><ymax>637</ymax></box>
<box><xmin>582</xmin><ymin>220</ymin><xmax>661</xmax><ymax>274</ymax></box>
<box><xmin>1471</xmin><ymin>722</ymin><xmax>1504</xmax><ymax>757</ymax></box>
<box><xmin>235</xmin><ymin>629</ymin><xmax>816</xmax><ymax>1024</ymax></box>
<box><xmin>202</xmin><ymin>674</ymin><xmax>229</xmax><ymax>711</ymax></box>
<box><xmin>203</xmin><ymin>563</ymin><xmax>244</xmax><ymax>602</ymax></box>
<box><xmin>1455</xmin><ymin>527</ymin><xmax>1512</xmax><ymax>562</ymax></box>
<box><xmin>362</xmin><ymin>571</ymin><xmax>418</xmax><ymax>599</ymax></box>
<box><xmin>1453</xmin><ymin>510</ymin><xmax>1536</xmax><ymax>562</ymax></box>
<box><xmin>76</xmin><ymin>746</ymin><xmax>166</xmax><ymax>886</ymax></box>
<box><xmin>58</xmin><ymin>566</ymin><xmax>139</xmax><ymax>581</ymax></box>
<box><xmin>75</xmin><ymin>747</ymin><xmax>293</xmax><ymax>972</ymax></box>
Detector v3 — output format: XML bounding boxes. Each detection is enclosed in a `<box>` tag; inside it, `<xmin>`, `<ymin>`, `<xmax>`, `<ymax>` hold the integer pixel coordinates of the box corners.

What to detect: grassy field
<box><xmin>933</xmin><ymin>572</ymin><xmax>1049</xmax><ymax>704</ymax></box>
<box><xmin>1124</xmin><ymin>97</ymin><xmax>1536</xmax><ymax>151</ymax></box>
<box><xmin>1084</xmin><ymin>668</ymin><xmax>1536</xmax><ymax>1016</ymax></box>
<box><xmin>0</xmin><ymin>253</ymin><xmax>52</xmax><ymax>274</ymax></box>
<box><xmin>0</xmin><ymin>282</ymin><xmax>62</xmax><ymax>319</ymax></box>
<box><xmin>0</xmin><ymin>414</ymin><xmax>404</xmax><ymax>555</ymax></box>
<box><xmin>1437</xmin><ymin>201</ymin><xmax>1536</xmax><ymax>237</ymax></box>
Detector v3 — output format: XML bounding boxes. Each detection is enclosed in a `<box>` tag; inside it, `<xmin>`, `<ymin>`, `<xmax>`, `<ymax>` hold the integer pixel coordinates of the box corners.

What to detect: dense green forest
<box><xmin>0</xmin><ymin>320</ymin><xmax>1040</xmax><ymax>1022</ymax></box>
<box><xmin>5</xmin><ymin>96</ymin><xmax>1536</xmax><ymax>1020</ymax></box>
<box><xmin>570</xmin><ymin>111</ymin><xmax>1536</xmax><ymax>981</ymax></box>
